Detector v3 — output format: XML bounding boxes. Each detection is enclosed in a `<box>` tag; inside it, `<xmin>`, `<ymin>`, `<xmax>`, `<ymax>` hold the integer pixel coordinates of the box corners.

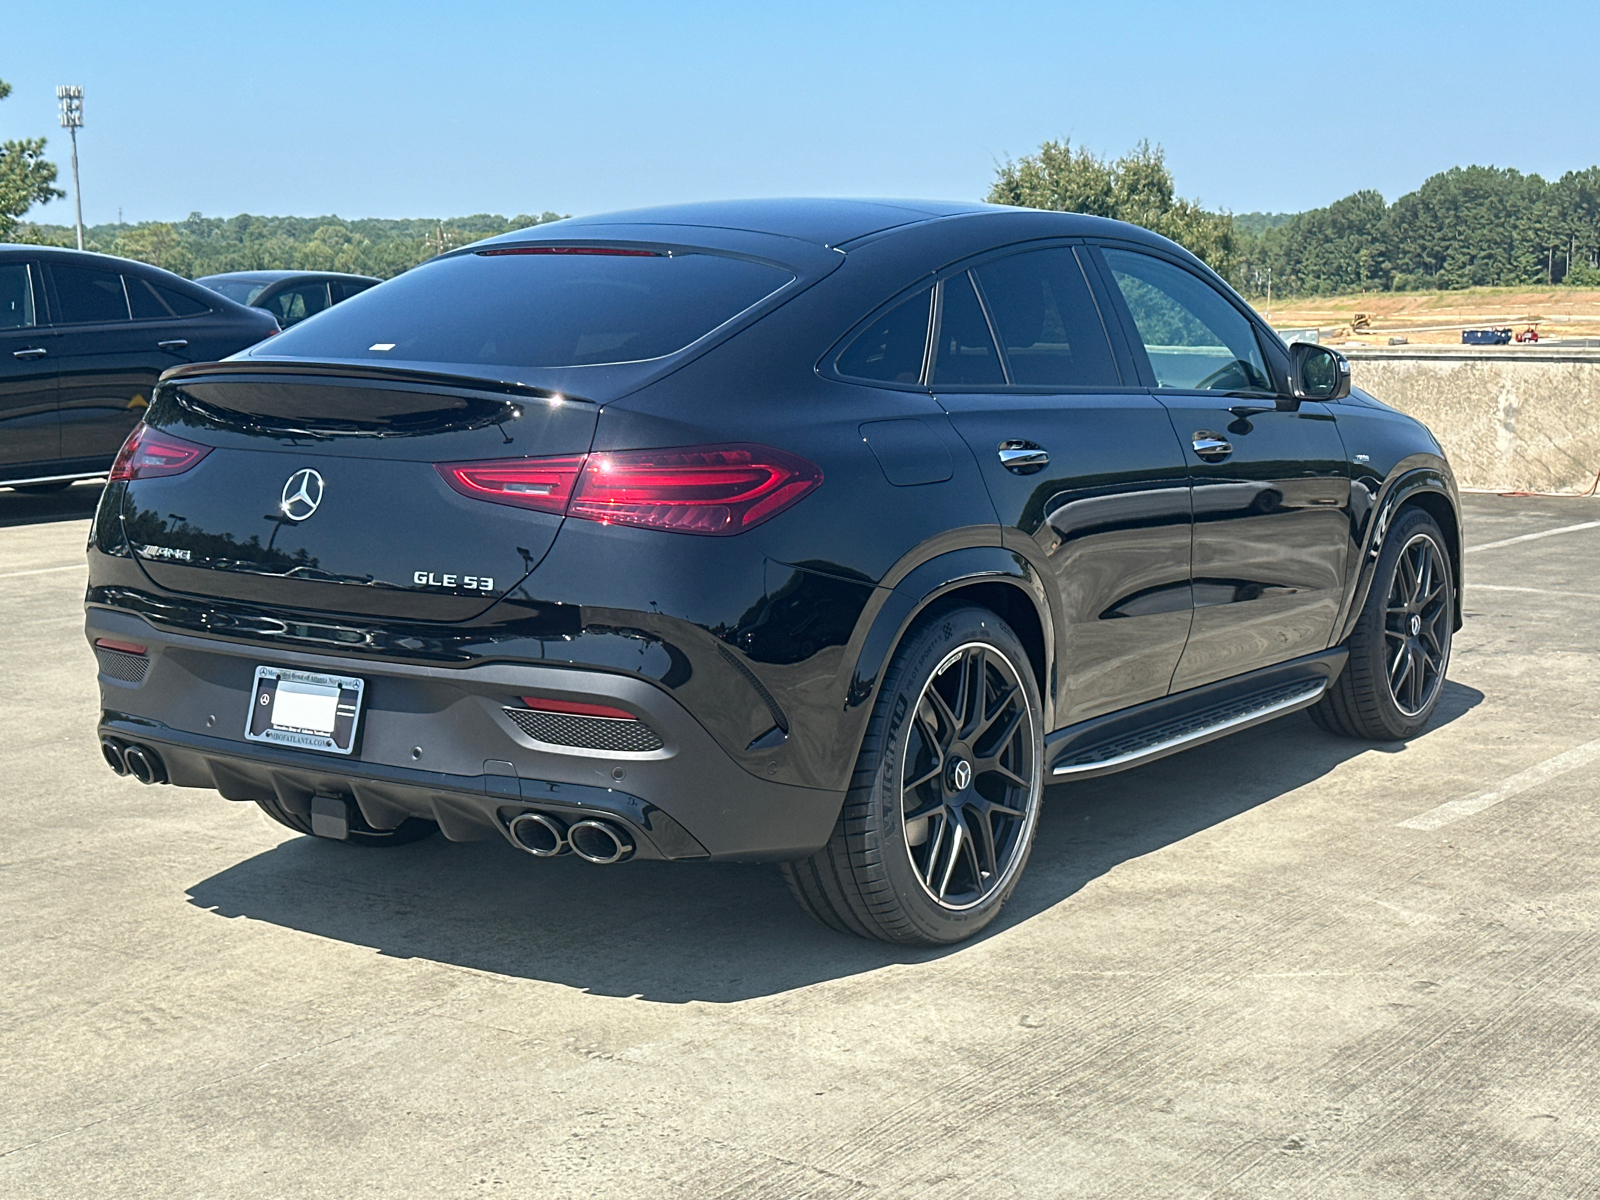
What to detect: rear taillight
<box><xmin>437</xmin><ymin>456</ymin><xmax>585</xmax><ymax>515</ymax></box>
<box><xmin>107</xmin><ymin>424</ymin><xmax>212</xmax><ymax>482</ymax></box>
<box><xmin>437</xmin><ymin>444</ymin><xmax>822</xmax><ymax>536</ymax></box>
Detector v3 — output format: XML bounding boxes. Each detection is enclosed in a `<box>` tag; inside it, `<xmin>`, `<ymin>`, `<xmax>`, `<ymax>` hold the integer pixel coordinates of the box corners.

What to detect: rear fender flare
<box><xmin>846</xmin><ymin>547</ymin><xmax>1054</xmax><ymax>721</ymax></box>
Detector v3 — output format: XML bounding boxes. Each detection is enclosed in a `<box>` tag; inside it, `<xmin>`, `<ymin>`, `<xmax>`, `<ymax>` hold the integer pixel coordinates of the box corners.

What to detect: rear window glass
<box><xmin>197</xmin><ymin>277</ymin><xmax>269</xmax><ymax>305</ymax></box>
<box><xmin>260</xmin><ymin>249</ymin><xmax>793</xmax><ymax>370</ymax></box>
<box><xmin>930</xmin><ymin>273</ymin><xmax>1003</xmax><ymax>387</ymax></box>
<box><xmin>836</xmin><ymin>286</ymin><xmax>930</xmax><ymax>384</ymax></box>
<box><xmin>52</xmin><ymin>263</ymin><xmax>131</xmax><ymax>323</ymax></box>
<box><xmin>0</xmin><ymin>264</ymin><xmax>35</xmax><ymax>328</ymax></box>
<box><xmin>973</xmin><ymin>248</ymin><xmax>1119</xmax><ymax>387</ymax></box>
<box><xmin>128</xmin><ymin>276</ymin><xmax>211</xmax><ymax>319</ymax></box>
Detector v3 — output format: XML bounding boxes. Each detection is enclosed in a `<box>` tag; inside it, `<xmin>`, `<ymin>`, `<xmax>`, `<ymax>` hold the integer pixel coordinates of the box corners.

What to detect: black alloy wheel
<box><xmin>902</xmin><ymin>642</ymin><xmax>1036</xmax><ymax>910</ymax></box>
<box><xmin>1312</xmin><ymin>506</ymin><xmax>1454</xmax><ymax>741</ymax></box>
<box><xmin>1385</xmin><ymin>530</ymin><xmax>1451</xmax><ymax>717</ymax></box>
<box><xmin>782</xmin><ymin>604</ymin><xmax>1044</xmax><ymax>944</ymax></box>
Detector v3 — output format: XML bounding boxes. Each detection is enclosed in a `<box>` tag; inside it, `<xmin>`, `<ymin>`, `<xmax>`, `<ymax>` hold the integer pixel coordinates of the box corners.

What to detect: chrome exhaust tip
<box><xmin>121</xmin><ymin>744</ymin><xmax>167</xmax><ymax>786</ymax></box>
<box><xmin>568</xmin><ymin>819</ymin><xmax>634</xmax><ymax>865</ymax></box>
<box><xmin>508</xmin><ymin>811</ymin><xmax>569</xmax><ymax>857</ymax></box>
<box><xmin>100</xmin><ymin>738</ymin><xmax>129</xmax><ymax>776</ymax></box>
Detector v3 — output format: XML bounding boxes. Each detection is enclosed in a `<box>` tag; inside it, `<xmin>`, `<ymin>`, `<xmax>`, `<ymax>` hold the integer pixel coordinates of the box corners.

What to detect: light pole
<box><xmin>56</xmin><ymin>86</ymin><xmax>84</xmax><ymax>251</ymax></box>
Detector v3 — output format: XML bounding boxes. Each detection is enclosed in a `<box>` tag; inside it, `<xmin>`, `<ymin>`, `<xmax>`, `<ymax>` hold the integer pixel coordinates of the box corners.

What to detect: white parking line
<box><xmin>1470</xmin><ymin>584</ymin><xmax>1600</xmax><ymax>600</ymax></box>
<box><xmin>1464</xmin><ymin>520</ymin><xmax>1600</xmax><ymax>554</ymax></box>
<box><xmin>1398</xmin><ymin>737</ymin><xmax>1600</xmax><ymax>830</ymax></box>
<box><xmin>0</xmin><ymin>564</ymin><xmax>84</xmax><ymax>580</ymax></box>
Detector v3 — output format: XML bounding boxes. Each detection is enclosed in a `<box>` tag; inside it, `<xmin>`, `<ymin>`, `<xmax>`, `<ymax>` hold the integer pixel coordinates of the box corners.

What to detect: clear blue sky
<box><xmin>4</xmin><ymin>0</ymin><xmax>1597</xmax><ymax>227</ymax></box>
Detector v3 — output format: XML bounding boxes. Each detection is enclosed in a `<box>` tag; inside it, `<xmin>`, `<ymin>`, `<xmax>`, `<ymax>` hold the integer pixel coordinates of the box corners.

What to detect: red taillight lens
<box><xmin>437</xmin><ymin>444</ymin><xmax>821</xmax><ymax>536</ymax></box>
<box><xmin>107</xmin><ymin>424</ymin><xmax>212</xmax><ymax>482</ymax></box>
<box><xmin>477</xmin><ymin>246</ymin><xmax>661</xmax><ymax>257</ymax></box>
<box><xmin>518</xmin><ymin>696</ymin><xmax>638</xmax><ymax>721</ymax></box>
<box><xmin>572</xmin><ymin>445</ymin><xmax>822</xmax><ymax>535</ymax></box>
<box><xmin>436</xmin><ymin>456</ymin><xmax>586</xmax><ymax>514</ymax></box>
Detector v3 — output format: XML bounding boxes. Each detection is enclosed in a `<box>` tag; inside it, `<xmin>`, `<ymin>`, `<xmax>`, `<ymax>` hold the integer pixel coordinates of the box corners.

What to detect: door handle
<box><xmin>12</xmin><ymin>347</ymin><xmax>47</xmax><ymax>360</ymax></box>
<box><xmin>998</xmin><ymin>440</ymin><xmax>1049</xmax><ymax>474</ymax></box>
<box><xmin>157</xmin><ymin>339</ymin><xmax>189</xmax><ymax>351</ymax></box>
<box><xmin>1192</xmin><ymin>432</ymin><xmax>1233</xmax><ymax>461</ymax></box>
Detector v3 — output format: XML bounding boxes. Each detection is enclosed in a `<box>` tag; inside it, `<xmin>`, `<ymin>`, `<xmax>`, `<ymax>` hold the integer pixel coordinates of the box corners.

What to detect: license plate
<box><xmin>245</xmin><ymin>666</ymin><xmax>365</xmax><ymax>755</ymax></box>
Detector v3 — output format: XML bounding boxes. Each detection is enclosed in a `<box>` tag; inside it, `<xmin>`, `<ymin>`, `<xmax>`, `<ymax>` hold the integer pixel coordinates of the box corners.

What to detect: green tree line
<box><xmin>991</xmin><ymin>139</ymin><xmax>1600</xmax><ymax>296</ymax></box>
<box><xmin>1237</xmin><ymin>167</ymin><xmax>1600</xmax><ymax>294</ymax></box>
<box><xmin>9</xmin><ymin>211</ymin><xmax>565</xmax><ymax>278</ymax></box>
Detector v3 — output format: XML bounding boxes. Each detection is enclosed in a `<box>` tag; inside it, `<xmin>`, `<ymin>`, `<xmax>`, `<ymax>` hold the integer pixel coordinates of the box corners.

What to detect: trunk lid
<box><xmin>121</xmin><ymin>368</ymin><xmax>598</xmax><ymax>621</ymax></box>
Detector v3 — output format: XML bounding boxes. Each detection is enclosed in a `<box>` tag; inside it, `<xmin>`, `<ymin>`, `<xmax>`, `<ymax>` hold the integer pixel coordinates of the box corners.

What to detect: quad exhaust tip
<box><xmin>508</xmin><ymin>811</ymin><xmax>570</xmax><ymax>857</ymax></box>
<box><xmin>507</xmin><ymin>812</ymin><xmax>635</xmax><ymax>864</ymax></box>
<box><xmin>100</xmin><ymin>738</ymin><xmax>129</xmax><ymax>776</ymax></box>
<box><xmin>105</xmin><ymin>740</ymin><xmax>167</xmax><ymax>785</ymax></box>
<box><xmin>568</xmin><ymin>819</ymin><xmax>634</xmax><ymax>865</ymax></box>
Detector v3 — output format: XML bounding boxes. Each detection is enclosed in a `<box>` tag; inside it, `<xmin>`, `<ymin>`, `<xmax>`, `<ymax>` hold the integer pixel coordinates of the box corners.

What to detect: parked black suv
<box><xmin>85</xmin><ymin>200</ymin><xmax>1460</xmax><ymax>944</ymax></box>
<box><xmin>195</xmin><ymin>271</ymin><xmax>380</xmax><ymax>329</ymax></box>
<box><xmin>0</xmin><ymin>247</ymin><xmax>279</xmax><ymax>492</ymax></box>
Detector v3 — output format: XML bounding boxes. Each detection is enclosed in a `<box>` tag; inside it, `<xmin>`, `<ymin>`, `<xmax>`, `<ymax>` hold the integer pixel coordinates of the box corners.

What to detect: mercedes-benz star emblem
<box><xmin>951</xmin><ymin>760</ymin><xmax>972</xmax><ymax>791</ymax></box>
<box><xmin>280</xmin><ymin>468</ymin><xmax>325</xmax><ymax>521</ymax></box>
<box><xmin>1409</xmin><ymin>614</ymin><xmax>1422</xmax><ymax>637</ymax></box>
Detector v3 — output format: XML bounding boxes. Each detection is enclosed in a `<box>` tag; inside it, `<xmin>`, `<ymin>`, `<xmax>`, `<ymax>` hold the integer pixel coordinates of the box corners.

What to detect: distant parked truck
<box><xmin>1462</xmin><ymin>327</ymin><xmax>1513</xmax><ymax>345</ymax></box>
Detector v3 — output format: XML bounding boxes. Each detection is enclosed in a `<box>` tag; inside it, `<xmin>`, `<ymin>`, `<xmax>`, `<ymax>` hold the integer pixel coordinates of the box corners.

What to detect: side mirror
<box><xmin>1288</xmin><ymin>342</ymin><xmax>1351</xmax><ymax>402</ymax></box>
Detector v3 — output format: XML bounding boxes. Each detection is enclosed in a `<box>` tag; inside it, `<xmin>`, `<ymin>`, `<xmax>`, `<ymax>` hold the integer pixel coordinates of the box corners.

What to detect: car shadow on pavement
<box><xmin>186</xmin><ymin>680</ymin><xmax>1483</xmax><ymax>1004</ymax></box>
<box><xmin>0</xmin><ymin>482</ymin><xmax>104</xmax><ymax>528</ymax></box>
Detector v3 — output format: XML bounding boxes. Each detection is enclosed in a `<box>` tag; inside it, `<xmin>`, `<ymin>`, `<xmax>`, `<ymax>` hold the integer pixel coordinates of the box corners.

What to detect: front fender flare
<box><xmin>1336</xmin><ymin>463</ymin><xmax>1462</xmax><ymax>645</ymax></box>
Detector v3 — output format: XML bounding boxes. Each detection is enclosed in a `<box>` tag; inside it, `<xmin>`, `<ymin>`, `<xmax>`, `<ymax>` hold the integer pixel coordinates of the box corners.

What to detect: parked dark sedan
<box><xmin>194</xmin><ymin>270</ymin><xmax>379</xmax><ymax>329</ymax></box>
<box><xmin>84</xmin><ymin>200</ymin><xmax>1460</xmax><ymax>944</ymax></box>
<box><xmin>1</xmin><ymin>246</ymin><xmax>279</xmax><ymax>492</ymax></box>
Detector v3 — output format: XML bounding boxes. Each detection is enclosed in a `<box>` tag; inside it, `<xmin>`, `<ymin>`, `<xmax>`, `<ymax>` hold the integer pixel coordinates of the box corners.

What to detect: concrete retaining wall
<box><xmin>1345</xmin><ymin>347</ymin><xmax>1600</xmax><ymax>492</ymax></box>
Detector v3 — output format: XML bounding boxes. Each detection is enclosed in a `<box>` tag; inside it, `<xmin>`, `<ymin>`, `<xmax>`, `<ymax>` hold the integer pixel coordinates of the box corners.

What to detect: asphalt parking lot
<box><xmin>4</xmin><ymin>485</ymin><xmax>1600</xmax><ymax>1198</ymax></box>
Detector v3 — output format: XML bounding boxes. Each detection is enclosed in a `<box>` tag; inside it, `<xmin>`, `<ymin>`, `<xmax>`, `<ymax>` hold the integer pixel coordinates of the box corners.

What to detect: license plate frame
<box><xmin>244</xmin><ymin>665</ymin><xmax>365</xmax><ymax>755</ymax></box>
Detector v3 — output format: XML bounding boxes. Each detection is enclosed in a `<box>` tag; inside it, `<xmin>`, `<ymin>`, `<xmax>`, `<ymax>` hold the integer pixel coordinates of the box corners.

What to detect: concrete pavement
<box><xmin>3</xmin><ymin>485</ymin><xmax>1599</xmax><ymax>1198</ymax></box>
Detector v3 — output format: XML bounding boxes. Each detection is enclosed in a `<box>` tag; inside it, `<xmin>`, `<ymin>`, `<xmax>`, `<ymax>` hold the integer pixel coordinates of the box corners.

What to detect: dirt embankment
<box><xmin>1253</xmin><ymin>287</ymin><xmax>1600</xmax><ymax>345</ymax></box>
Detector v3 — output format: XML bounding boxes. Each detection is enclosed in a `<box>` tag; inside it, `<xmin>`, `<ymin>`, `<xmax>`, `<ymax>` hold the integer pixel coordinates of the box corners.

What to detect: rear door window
<box><xmin>127</xmin><ymin>276</ymin><xmax>211</xmax><ymax>319</ymax></box>
<box><xmin>267</xmin><ymin>282</ymin><xmax>333</xmax><ymax>327</ymax></box>
<box><xmin>835</xmin><ymin>286</ymin><xmax>930</xmax><ymax>384</ymax></box>
<box><xmin>334</xmin><ymin>279</ymin><xmax>376</xmax><ymax>302</ymax></box>
<box><xmin>0</xmin><ymin>263</ymin><xmax>36</xmax><ymax>328</ymax></box>
<box><xmin>261</xmin><ymin>249</ymin><xmax>794</xmax><ymax>369</ymax></box>
<box><xmin>929</xmin><ymin>273</ymin><xmax>1003</xmax><ymax>387</ymax></box>
<box><xmin>1100</xmin><ymin>248</ymin><xmax>1271</xmax><ymax>393</ymax></box>
<box><xmin>972</xmin><ymin>247</ymin><xmax>1120</xmax><ymax>388</ymax></box>
<box><xmin>51</xmin><ymin>263</ymin><xmax>132</xmax><ymax>323</ymax></box>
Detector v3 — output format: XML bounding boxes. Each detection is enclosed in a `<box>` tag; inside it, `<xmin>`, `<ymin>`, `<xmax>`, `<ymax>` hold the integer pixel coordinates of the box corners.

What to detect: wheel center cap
<box><xmin>1409</xmin><ymin>614</ymin><xmax>1422</xmax><ymax>636</ymax></box>
<box><xmin>948</xmin><ymin>758</ymin><xmax>972</xmax><ymax>792</ymax></box>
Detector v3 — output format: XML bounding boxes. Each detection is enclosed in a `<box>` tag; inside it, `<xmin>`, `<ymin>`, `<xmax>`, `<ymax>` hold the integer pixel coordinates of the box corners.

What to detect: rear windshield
<box><xmin>256</xmin><ymin>249</ymin><xmax>793</xmax><ymax>371</ymax></box>
<box><xmin>198</xmin><ymin>277</ymin><xmax>271</xmax><ymax>305</ymax></box>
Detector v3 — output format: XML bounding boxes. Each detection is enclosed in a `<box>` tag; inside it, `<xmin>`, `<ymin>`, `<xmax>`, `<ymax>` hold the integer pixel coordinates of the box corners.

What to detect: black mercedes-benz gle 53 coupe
<box><xmin>84</xmin><ymin>199</ymin><xmax>1460</xmax><ymax>944</ymax></box>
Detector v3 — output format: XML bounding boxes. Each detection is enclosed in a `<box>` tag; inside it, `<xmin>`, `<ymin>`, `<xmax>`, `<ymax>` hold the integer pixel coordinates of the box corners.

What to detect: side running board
<box><xmin>1050</xmin><ymin>679</ymin><xmax>1329</xmax><ymax>780</ymax></box>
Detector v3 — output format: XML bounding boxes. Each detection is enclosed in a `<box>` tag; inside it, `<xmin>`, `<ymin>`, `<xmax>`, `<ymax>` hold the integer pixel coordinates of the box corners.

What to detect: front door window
<box><xmin>1101</xmin><ymin>248</ymin><xmax>1270</xmax><ymax>393</ymax></box>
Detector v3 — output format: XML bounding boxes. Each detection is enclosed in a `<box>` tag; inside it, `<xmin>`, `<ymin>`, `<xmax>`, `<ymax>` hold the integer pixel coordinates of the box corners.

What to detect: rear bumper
<box><xmin>86</xmin><ymin>605</ymin><xmax>845</xmax><ymax>862</ymax></box>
